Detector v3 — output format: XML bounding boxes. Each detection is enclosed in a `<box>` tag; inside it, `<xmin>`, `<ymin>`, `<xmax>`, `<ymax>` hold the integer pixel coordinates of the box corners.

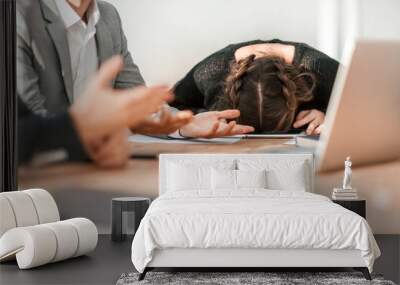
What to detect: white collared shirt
<box><xmin>55</xmin><ymin>0</ymin><xmax>100</xmax><ymax>101</ymax></box>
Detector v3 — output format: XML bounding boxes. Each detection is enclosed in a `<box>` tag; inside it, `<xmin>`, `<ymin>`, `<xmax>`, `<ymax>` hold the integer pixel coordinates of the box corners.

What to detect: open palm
<box><xmin>179</xmin><ymin>110</ymin><xmax>254</xmax><ymax>138</ymax></box>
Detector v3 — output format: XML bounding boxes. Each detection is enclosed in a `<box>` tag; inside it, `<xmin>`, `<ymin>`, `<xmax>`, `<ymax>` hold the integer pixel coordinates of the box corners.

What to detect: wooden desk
<box><xmin>18</xmin><ymin>139</ymin><xmax>291</xmax><ymax>195</ymax></box>
<box><xmin>130</xmin><ymin>138</ymin><xmax>291</xmax><ymax>157</ymax></box>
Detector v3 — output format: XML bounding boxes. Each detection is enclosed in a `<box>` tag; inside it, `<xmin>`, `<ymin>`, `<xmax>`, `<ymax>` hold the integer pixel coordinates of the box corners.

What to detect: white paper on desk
<box><xmin>129</xmin><ymin>135</ymin><xmax>241</xmax><ymax>144</ymax></box>
<box><xmin>283</xmin><ymin>139</ymin><xmax>297</xmax><ymax>145</ymax></box>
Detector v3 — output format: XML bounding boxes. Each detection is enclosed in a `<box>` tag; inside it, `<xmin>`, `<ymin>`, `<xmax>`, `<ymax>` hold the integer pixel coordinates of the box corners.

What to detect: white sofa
<box><xmin>0</xmin><ymin>189</ymin><xmax>98</xmax><ymax>269</ymax></box>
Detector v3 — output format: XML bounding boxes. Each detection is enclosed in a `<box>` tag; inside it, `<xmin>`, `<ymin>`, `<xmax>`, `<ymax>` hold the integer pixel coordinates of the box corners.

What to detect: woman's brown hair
<box><xmin>212</xmin><ymin>55</ymin><xmax>316</xmax><ymax>132</ymax></box>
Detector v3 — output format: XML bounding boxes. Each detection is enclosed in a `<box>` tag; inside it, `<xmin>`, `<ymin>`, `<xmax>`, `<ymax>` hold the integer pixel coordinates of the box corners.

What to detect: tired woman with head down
<box><xmin>172</xmin><ymin>39</ymin><xmax>339</xmax><ymax>135</ymax></box>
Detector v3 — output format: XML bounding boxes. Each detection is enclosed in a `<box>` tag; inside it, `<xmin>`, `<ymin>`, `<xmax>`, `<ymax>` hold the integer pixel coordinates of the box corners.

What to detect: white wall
<box><xmin>107</xmin><ymin>0</ymin><xmax>400</xmax><ymax>84</ymax></box>
<box><xmin>106</xmin><ymin>0</ymin><xmax>400</xmax><ymax>85</ymax></box>
<box><xmin>359</xmin><ymin>0</ymin><xmax>400</xmax><ymax>39</ymax></box>
<box><xmin>106</xmin><ymin>0</ymin><xmax>321</xmax><ymax>85</ymax></box>
<box><xmin>336</xmin><ymin>0</ymin><xmax>400</xmax><ymax>58</ymax></box>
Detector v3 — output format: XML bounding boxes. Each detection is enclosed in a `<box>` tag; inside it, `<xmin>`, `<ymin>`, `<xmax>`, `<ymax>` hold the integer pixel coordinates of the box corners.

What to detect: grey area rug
<box><xmin>117</xmin><ymin>272</ymin><xmax>396</xmax><ymax>285</ymax></box>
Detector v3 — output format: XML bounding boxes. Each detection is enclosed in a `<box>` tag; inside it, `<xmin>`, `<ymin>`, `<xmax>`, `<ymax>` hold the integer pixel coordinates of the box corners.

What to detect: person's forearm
<box><xmin>261</xmin><ymin>44</ymin><xmax>294</xmax><ymax>64</ymax></box>
<box><xmin>235</xmin><ymin>43</ymin><xmax>295</xmax><ymax>64</ymax></box>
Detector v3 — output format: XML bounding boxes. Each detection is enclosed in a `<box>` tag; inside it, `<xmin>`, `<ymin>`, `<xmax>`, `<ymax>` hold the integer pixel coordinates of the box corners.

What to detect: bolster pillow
<box><xmin>0</xmin><ymin>218</ymin><xmax>98</xmax><ymax>269</ymax></box>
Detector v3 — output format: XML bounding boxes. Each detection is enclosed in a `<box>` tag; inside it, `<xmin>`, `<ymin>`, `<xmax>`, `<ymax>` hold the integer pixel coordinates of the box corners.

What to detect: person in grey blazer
<box><xmin>17</xmin><ymin>0</ymin><xmax>146</xmax><ymax>116</ymax></box>
<box><xmin>17</xmin><ymin>0</ymin><xmax>254</xmax><ymax>138</ymax></box>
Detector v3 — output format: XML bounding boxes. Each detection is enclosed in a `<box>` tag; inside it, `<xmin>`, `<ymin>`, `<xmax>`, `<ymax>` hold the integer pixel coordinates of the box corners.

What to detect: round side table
<box><xmin>111</xmin><ymin>197</ymin><xmax>151</xmax><ymax>242</ymax></box>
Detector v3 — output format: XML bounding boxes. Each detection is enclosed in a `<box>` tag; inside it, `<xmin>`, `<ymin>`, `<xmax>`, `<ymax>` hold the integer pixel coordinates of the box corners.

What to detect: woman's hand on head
<box><xmin>178</xmin><ymin>110</ymin><xmax>254</xmax><ymax>138</ymax></box>
<box><xmin>235</xmin><ymin>43</ymin><xmax>295</xmax><ymax>64</ymax></box>
<box><xmin>293</xmin><ymin>109</ymin><xmax>325</xmax><ymax>135</ymax></box>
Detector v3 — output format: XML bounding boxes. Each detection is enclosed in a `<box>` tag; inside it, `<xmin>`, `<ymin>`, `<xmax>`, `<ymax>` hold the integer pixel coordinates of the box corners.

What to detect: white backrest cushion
<box><xmin>267</xmin><ymin>166</ymin><xmax>307</xmax><ymax>191</ymax></box>
<box><xmin>236</xmin><ymin>169</ymin><xmax>268</xmax><ymax>189</ymax></box>
<box><xmin>1</xmin><ymin>191</ymin><xmax>39</xmax><ymax>228</ymax></box>
<box><xmin>24</xmin><ymin>189</ymin><xmax>60</xmax><ymax>224</ymax></box>
<box><xmin>159</xmin><ymin>154</ymin><xmax>314</xmax><ymax>194</ymax></box>
<box><xmin>167</xmin><ymin>163</ymin><xmax>211</xmax><ymax>191</ymax></box>
<box><xmin>0</xmin><ymin>189</ymin><xmax>60</xmax><ymax>238</ymax></box>
<box><xmin>238</xmin><ymin>158</ymin><xmax>311</xmax><ymax>191</ymax></box>
<box><xmin>211</xmin><ymin>169</ymin><xmax>237</xmax><ymax>190</ymax></box>
<box><xmin>165</xmin><ymin>159</ymin><xmax>236</xmax><ymax>192</ymax></box>
<box><xmin>211</xmin><ymin>169</ymin><xmax>268</xmax><ymax>191</ymax></box>
<box><xmin>0</xmin><ymin>196</ymin><xmax>17</xmax><ymax>237</ymax></box>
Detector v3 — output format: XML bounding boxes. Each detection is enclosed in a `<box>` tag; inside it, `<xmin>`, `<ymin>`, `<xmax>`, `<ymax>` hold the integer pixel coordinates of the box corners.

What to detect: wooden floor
<box><xmin>0</xmin><ymin>235</ymin><xmax>398</xmax><ymax>285</ymax></box>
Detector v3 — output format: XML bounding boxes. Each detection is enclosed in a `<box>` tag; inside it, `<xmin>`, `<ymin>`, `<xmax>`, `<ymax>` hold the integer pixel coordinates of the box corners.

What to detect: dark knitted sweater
<box><xmin>171</xmin><ymin>39</ymin><xmax>339</xmax><ymax>114</ymax></box>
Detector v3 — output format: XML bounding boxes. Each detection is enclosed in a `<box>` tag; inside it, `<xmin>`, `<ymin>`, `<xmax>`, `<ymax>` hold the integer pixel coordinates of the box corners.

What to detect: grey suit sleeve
<box><xmin>16</xmin><ymin>9</ymin><xmax>48</xmax><ymax>116</ymax></box>
<box><xmin>112</xmin><ymin>7</ymin><xmax>146</xmax><ymax>89</ymax></box>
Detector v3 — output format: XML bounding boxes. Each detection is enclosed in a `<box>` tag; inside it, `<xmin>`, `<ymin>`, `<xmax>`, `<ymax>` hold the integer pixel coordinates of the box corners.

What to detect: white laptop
<box><xmin>316</xmin><ymin>39</ymin><xmax>400</xmax><ymax>172</ymax></box>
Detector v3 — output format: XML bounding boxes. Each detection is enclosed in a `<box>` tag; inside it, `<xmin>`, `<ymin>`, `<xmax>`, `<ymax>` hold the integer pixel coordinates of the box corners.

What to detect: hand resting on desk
<box><xmin>179</xmin><ymin>110</ymin><xmax>255</xmax><ymax>138</ymax></box>
<box><xmin>293</xmin><ymin>109</ymin><xmax>325</xmax><ymax>135</ymax></box>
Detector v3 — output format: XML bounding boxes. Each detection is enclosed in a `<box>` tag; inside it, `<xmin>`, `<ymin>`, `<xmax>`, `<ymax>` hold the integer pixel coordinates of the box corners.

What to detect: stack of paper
<box><xmin>129</xmin><ymin>134</ymin><xmax>241</xmax><ymax>144</ymax></box>
<box><xmin>332</xmin><ymin>188</ymin><xmax>359</xmax><ymax>200</ymax></box>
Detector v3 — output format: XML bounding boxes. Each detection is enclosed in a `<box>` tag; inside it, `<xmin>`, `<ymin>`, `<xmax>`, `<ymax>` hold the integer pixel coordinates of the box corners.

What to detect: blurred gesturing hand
<box><xmin>179</xmin><ymin>110</ymin><xmax>255</xmax><ymax>138</ymax></box>
<box><xmin>132</xmin><ymin>106</ymin><xmax>193</xmax><ymax>135</ymax></box>
<box><xmin>70</xmin><ymin>56</ymin><xmax>173</xmax><ymax>143</ymax></box>
<box><xmin>293</xmin><ymin>109</ymin><xmax>325</xmax><ymax>135</ymax></box>
<box><xmin>69</xmin><ymin>56</ymin><xmax>173</xmax><ymax>167</ymax></box>
<box><xmin>89</xmin><ymin>129</ymin><xmax>131</xmax><ymax>168</ymax></box>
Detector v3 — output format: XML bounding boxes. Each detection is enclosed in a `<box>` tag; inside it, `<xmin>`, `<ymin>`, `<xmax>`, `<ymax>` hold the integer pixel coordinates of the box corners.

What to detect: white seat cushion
<box><xmin>66</xmin><ymin>218</ymin><xmax>98</xmax><ymax>257</ymax></box>
<box><xmin>0</xmin><ymin>218</ymin><xmax>98</xmax><ymax>269</ymax></box>
<box><xmin>42</xmin><ymin>222</ymin><xmax>79</xmax><ymax>262</ymax></box>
